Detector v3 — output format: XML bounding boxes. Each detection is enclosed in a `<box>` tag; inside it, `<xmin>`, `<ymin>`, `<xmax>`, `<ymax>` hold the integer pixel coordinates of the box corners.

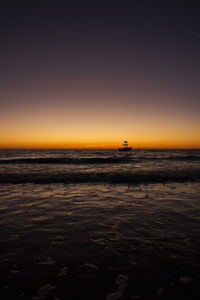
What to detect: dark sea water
<box><xmin>0</xmin><ymin>149</ymin><xmax>200</xmax><ymax>299</ymax></box>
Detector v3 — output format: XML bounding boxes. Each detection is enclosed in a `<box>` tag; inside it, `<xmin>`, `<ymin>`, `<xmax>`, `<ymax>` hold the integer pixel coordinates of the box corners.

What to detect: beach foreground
<box><xmin>0</xmin><ymin>149</ymin><xmax>200</xmax><ymax>299</ymax></box>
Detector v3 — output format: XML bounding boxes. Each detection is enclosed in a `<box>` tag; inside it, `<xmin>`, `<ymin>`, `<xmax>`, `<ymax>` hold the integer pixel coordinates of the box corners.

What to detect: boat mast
<box><xmin>123</xmin><ymin>141</ymin><xmax>128</xmax><ymax>147</ymax></box>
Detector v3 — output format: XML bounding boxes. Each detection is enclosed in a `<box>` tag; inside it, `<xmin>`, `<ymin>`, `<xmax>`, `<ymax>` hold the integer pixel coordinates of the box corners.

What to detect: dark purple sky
<box><xmin>1</xmin><ymin>1</ymin><xmax>200</xmax><ymax>147</ymax></box>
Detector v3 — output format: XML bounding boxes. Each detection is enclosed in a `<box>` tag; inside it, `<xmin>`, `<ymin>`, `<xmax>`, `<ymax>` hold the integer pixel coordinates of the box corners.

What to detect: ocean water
<box><xmin>0</xmin><ymin>149</ymin><xmax>200</xmax><ymax>299</ymax></box>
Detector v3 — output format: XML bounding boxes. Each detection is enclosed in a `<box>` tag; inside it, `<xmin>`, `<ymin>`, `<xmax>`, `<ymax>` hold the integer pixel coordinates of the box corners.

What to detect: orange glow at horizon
<box><xmin>1</xmin><ymin>95</ymin><xmax>200</xmax><ymax>149</ymax></box>
<box><xmin>1</xmin><ymin>125</ymin><xmax>200</xmax><ymax>149</ymax></box>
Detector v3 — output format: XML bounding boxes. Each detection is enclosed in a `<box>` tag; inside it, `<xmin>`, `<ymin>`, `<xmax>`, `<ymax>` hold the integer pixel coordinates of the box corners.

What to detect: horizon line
<box><xmin>0</xmin><ymin>147</ymin><xmax>200</xmax><ymax>150</ymax></box>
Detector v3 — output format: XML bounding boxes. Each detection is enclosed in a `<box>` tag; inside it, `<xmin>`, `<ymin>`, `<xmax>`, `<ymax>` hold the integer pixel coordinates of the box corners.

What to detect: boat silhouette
<box><xmin>118</xmin><ymin>141</ymin><xmax>132</xmax><ymax>152</ymax></box>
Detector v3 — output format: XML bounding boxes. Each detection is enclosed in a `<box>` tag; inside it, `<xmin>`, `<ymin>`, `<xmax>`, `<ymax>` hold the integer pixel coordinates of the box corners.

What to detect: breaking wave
<box><xmin>0</xmin><ymin>170</ymin><xmax>199</xmax><ymax>184</ymax></box>
<box><xmin>0</xmin><ymin>157</ymin><xmax>130</xmax><ymax>164</ymax></box>
<box><xmin>0</xmin><ymin>155</ymin><xmax>199</xmax><ymax>164</ymax></box>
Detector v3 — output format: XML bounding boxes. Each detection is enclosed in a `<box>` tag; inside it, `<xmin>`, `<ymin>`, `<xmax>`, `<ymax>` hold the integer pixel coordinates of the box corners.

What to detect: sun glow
<box><xmin>1</xmin><ymin>95</ymin><xmax>200</xmax><ymax>149</ymax></box>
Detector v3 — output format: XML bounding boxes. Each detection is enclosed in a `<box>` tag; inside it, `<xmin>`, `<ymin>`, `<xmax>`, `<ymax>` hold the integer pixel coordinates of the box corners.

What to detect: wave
<box><xmin>0</xmin><ymin>157</ymin><xmax>131</xmax><ymax>164</ymax></box>
<box><xmin>137</xmin><ymin>155</ymin><xmax>200</xmax><ymax>161</ymax></box>
<box><xmin>0</xmin><ymin>155</ymin><xmax>199</xmax><ymax>164</ymax></box>
<box><xmin>0</xmin><ymin>170</ymin><xmax>199</xmax><ymax>184</ymax></box>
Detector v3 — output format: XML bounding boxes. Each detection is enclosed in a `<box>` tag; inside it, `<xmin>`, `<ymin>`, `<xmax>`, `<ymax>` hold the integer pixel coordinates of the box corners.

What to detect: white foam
<box><xmin>91</xmin><ymin>238</ymin><xmax>105</xmax><ymax>245</ymax></box>
<box><xmin>10</xmin><ymin>270</ymin><xmax>19</xmax><ymax>274</ymax></box>
<box><xmin>32</xmin><ymin>284</ymin><xmax>56</xmax><ymax>300</ymax></box>
<box><xmin>55</xmin><ymin>235</ymin><xmax>64</xmax><ymax>240</ymax></box>
<box><xmin>106</xmin><ymin>274</ymin><xmax>128</xmax><ymax>300</ymax></box>
<box><xmin>106</xmin><ymin>290</ymin><xmax>124</xmax><ymax>300</ymax></box>
<box><xmin>179</xmin><ymin>277</ymin><xmax>192</xmax><ymax>285</ymax></box>
<box><xmin>58</xmin><ymin>266</ymin><xmax>68</xmax><ymax>276</ymax></box>
<box><xmin>85</xmin><ymin>263</ymin><xmax>98</xmax><ymax>269</ymax></box>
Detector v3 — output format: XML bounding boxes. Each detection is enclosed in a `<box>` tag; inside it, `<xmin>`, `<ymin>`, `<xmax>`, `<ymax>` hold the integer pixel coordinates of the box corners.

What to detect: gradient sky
<box><xmin>1</xmin><ymin>1</ymin><xmax>200</xmax><ymax>148</ymax></box>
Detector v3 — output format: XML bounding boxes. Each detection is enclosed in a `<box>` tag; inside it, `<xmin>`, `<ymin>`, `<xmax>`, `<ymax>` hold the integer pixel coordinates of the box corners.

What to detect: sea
<box><xmin>0</xmin><ymin>149</ymin><xmax>200</xmax><ymax>300</ymax></box>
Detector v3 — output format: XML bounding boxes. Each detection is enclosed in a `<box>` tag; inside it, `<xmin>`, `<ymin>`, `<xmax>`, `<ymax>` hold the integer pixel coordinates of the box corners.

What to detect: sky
<box><xmin>0</xmin><ymin>1</ymin><xmax>200</xmax><ymax>148</ymax></box>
